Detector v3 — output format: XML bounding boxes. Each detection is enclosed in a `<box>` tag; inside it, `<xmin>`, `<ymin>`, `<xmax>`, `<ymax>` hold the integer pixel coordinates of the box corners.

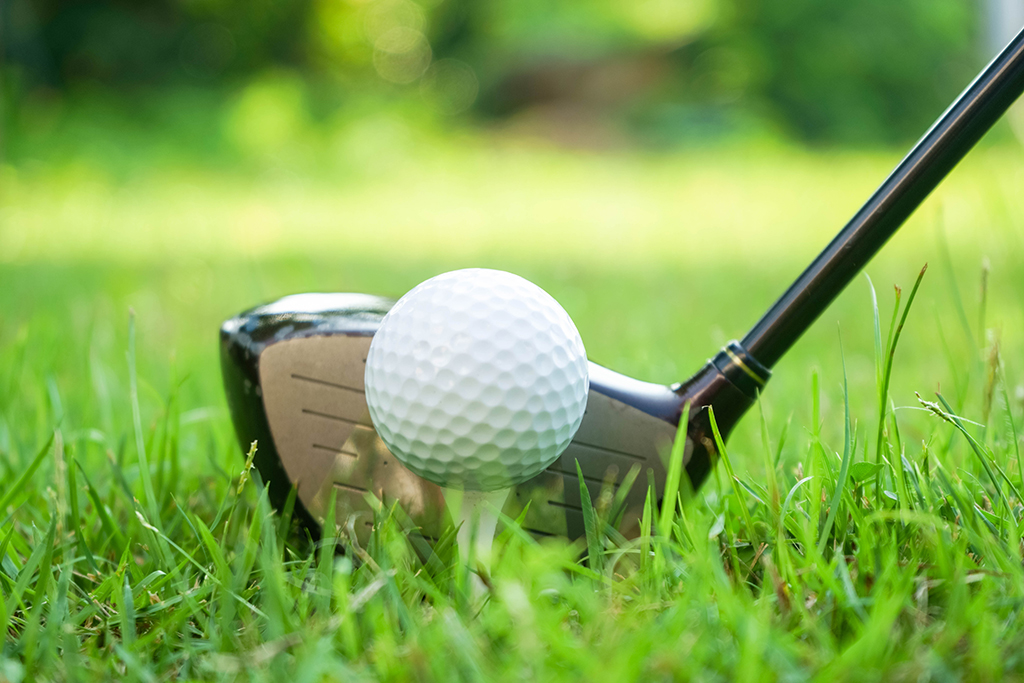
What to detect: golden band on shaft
<box><xmin>723</xmin><ymin>347</ymin><xmax>766</xmax><ymax>387</ymax></box>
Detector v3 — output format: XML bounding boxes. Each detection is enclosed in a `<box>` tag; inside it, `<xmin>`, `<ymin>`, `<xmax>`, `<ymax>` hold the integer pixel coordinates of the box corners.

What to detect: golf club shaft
<box><xmin>740</xmin><ymin>25</ymin><xmax>1024</xmax><ymax>369</ymax></box>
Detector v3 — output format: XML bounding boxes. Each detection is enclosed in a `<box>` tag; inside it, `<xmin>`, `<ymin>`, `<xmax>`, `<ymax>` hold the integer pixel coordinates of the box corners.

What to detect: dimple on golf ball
<box><xmin>364</xmin><ymin>268</ymin><xmax>589</xmax><ymax>492</ymax></box>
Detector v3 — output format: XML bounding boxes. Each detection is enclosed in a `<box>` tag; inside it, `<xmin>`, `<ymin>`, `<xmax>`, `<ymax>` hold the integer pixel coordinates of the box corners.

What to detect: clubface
<box><xmin>220</xmin><ymin>293</ymin><xmax>767</xmax><ymax>545</ymax></box>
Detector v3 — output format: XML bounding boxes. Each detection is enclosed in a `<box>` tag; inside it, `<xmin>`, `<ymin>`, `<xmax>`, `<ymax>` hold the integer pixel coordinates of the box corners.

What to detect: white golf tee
<box><xmin>442</xmin><ymin>487</ymin><xmax>511</xmax><ymax>570</ymax></box>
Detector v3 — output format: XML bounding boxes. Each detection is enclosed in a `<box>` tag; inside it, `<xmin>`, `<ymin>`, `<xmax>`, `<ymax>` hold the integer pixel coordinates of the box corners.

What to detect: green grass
<box><xmin>4</xmin><ymin>135</ymin><xmax>1024</xmax><ymax>680</ymax></box>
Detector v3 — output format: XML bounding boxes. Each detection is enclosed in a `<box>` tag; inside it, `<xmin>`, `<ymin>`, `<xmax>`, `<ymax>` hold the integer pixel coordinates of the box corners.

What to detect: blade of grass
<box><xmin>927</xmin><ymin>393</ymin><xmax>1010</xmax><ymax>515</ymax></box>
<box><xmin>127</xmin><ymin>309</ymin><xmax>160</xmax><ymax>527</ymax></box>
<box><xmin>875</xmin><ymin>265</ymin><xmax>927</xmax><ymax>504</ymax></box>
<box><xmin>937</xmin><ymin>222</ymin><xmax>978</xmax><ymax>357</ymax></box>
<box><xmin>2</xmin><ymin>513</ymin><xmax>57</xmax><ymax>630</ymax></box>
<box><xmin>866</xmin><ymin>273</ymin><xmax>883</xmax><ymax>391</ymax></box>
<box><xmin>608</xmin><ymin>463</ymin><xmax>642</xmax><ymax>529</ymax></box>
<box><xmin>67</xmin><ymin>455</ymin><xmax>98</xmax><ymax>573</ymax></box>
<box><xmin>639</xmin><ymin>479</ymin><xmax>654</xmax><ymax>573</ymax></box>
<box><xmin>818</xmin><ymin>337</ymin><xmax>854</xmax><ymax>555</ymax></box>
<box><xmin>76</xmin><ymin>459</ymin><xmax>128</xmax><ymax>553</ymax></box>
<box><xmin>999</xmin><ymin>363</ymin><xmax>1023</xmax><ymax>487</ymax></box>
<box><xmin>758</xmin><ymin>395</ymin><xmax>780</xmax><ymax>520</ymax></box>
<box><xmin>708</xmin><ymin>406</ymin><xmax>755</xmax><ymax>541</ymax></box>
<box><xmin>0</xmin><ymin>431</ymin><xmax>55</xmax><ymax>513</ymax></box>
<box><xmin>576</xmin><ymin>460</ymin><xmax>604</xmax><ymax>576</ymax></box>
<box><xmin>659</xmin><ymin>402</ymin><xmax>690</xmax><ymax>537</ymax></box>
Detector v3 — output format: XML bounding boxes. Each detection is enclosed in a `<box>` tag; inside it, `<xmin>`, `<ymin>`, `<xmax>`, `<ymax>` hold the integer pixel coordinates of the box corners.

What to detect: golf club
<box><xmin>221</xmin><ymin>26</ymin><xmax>1024</xmax><ymax>545</ymax></box>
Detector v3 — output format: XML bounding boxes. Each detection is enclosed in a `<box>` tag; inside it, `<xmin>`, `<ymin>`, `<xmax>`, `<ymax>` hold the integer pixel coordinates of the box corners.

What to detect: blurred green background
<box><xmin>2</xmin><ymin>0</ymin><xmax>1024</xmax><ymax>480</ymax></box>
<box><xmin>5</xmin><ymin>0</ymin><xmax>1019</xmax><ymax>153</ymax></box>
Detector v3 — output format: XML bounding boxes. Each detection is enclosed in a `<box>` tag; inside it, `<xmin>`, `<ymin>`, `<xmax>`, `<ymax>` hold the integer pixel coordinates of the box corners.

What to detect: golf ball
<box><xmin>364</xmin><ymin>269</ymin><xmax>589</xmax><ymax>492</ymax></box>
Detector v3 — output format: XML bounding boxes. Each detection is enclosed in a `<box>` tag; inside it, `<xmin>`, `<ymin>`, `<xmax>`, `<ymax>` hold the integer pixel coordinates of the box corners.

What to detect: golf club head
<box><xmin>220</xmin><ymin>293</ymin><xmax>769</xmax><ymax>545</ymax></box>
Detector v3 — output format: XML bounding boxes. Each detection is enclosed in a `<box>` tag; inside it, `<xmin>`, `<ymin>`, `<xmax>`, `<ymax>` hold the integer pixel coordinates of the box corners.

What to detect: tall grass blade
<box><xmin>127</xmin><ymin>310</ymin><xmax>160</xmax><ymax>526</ymax></box>
<box><xmin>0</xmin><ymin>431</ymin><xmax>55</xmax><ymax>513</ymax></box>
<box><xmin>937</xmin><ymin>222</ymin><xmax>978</xmax><ymax>357</ymax></box>
<box><xmin>576</xmin><ymin>460</ymin><xmax>604</xmax><ymax>575</ymax></box>
<box><xmin>874</xmin><ymin>264</ymin><xmax>926</xmax><ymax>502</ymax></box>
<box><xmin>659</xmin><ymin>402</ymin><xmax>690</xmax><ymax>537</ymax></box>
<box><xmin>708</xmin><ymin>406</ymin><xmax>755</xmax><ymax>541</ymax></box>
<box><xmin>818</xmin><ymin>337</ymin><xmax>854</xmax><ymax>555</ymax></box>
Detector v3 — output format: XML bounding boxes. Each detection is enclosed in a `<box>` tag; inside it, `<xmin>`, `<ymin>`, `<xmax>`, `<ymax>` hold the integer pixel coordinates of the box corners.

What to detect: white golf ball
<box><xmin>364</xmin><ymin>269</ymin><xmax>589</xmax><ymax>492</ymax></box>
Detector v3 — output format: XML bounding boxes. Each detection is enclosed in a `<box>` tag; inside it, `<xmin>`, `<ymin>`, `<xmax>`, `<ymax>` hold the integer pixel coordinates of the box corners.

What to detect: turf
<box><xmin>3</xmin><ymin>138</ymin><xmax>1024</xmax><ymax>681</ymax></box>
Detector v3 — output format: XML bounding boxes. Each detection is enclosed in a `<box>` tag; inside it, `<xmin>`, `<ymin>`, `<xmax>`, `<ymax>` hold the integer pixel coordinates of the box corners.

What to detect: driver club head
<box><xmin>220</xmin><ymin>293</ymin><xmax>767</xmax><ymax>545</ymax></box>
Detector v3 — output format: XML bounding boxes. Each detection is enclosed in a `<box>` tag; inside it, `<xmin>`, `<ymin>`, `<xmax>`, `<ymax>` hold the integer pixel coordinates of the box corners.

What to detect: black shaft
<box><xmin>741</xmin><ymin>26</ymin><xmax>1024</xmax><ymax>369</ymax></box>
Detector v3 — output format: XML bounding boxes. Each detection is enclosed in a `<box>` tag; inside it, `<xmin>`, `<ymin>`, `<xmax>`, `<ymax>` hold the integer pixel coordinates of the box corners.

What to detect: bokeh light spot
<box><xmin>373</xmin><ymin>27</ymin><xmax>431</xmax><ymax>84</ymax></box>
<box><xmin>420</xmin><ymin>59</ymin><xmax>479</xmax><ymax>115</ymax></box>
